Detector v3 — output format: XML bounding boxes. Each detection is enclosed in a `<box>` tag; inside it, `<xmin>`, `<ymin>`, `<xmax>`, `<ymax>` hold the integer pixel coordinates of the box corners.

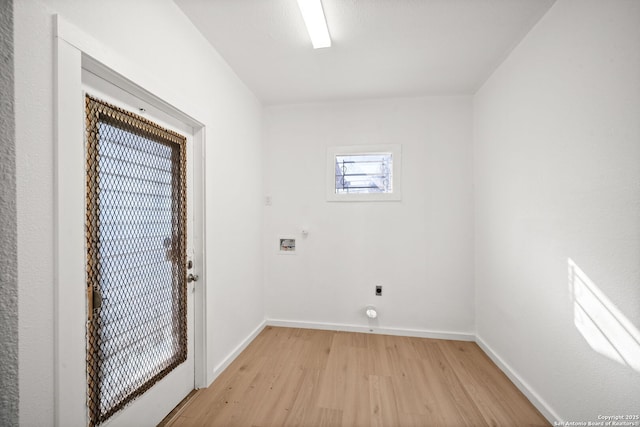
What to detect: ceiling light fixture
<box><xmin>296</xmin><ymin>0</ymin><xmax>331</xmax><ymax>49</ymax></box>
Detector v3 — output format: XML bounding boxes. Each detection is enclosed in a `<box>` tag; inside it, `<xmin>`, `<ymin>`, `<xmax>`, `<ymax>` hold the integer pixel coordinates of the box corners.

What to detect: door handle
<box><xmin>187</xmin><ymin>273</ymin><xmax>199</xmax><ymax>283</ymax></box>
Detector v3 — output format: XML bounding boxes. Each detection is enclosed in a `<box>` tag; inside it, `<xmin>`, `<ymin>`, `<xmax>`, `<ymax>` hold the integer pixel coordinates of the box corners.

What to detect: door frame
<box><xmin>54</xmin><ymin>14</ymin><xmax>207</xmax><ymax>427</ymax></box>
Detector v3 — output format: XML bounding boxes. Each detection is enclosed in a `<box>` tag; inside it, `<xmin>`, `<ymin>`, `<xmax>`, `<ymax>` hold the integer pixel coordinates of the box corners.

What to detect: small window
<box><xmin>335</xmin><ymin>153</ymin><xmax>392</xmax><ymax>194</ymax></box>
<box><xmin>327</xmin><ymin>144</ymin><xmax>402</xmax><ymax>201</ymax></box>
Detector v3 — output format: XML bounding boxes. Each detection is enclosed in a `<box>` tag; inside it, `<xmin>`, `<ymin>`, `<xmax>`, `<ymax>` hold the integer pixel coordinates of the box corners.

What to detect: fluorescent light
<box><xmin>296</xmin><ymin>0</ymin><xmax>331</xmax><ymax>49</ymax></box>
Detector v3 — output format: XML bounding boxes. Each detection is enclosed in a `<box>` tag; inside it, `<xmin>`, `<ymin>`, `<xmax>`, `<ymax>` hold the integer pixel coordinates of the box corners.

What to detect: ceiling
<box><xmin>174</xmin><ymin>0</ymin><xmax>556</xmax><ymax>105</ymax></box>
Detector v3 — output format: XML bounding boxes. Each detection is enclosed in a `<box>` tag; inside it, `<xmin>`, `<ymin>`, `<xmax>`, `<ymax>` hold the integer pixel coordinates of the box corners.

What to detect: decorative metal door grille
<box><xmin>85</xmin><ymin>95</ymin><xmax>187</xmax><ymax>426</ymax></box>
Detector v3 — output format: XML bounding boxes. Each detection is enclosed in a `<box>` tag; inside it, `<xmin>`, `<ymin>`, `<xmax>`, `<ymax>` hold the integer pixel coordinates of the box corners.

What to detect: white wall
<box><xmin>14</xmin><ymin>0</ymin><xmax>264</xmax><ymax>424</ymax></box>
<box><xmin>14</xmin><ymin>0</ymin><xmax>638</xmax><ymax>424</ymax></box>
<box><xmin>474</xmin><ymin>0</ymin><xmax>640</xmax><ymax>422</ymax></box>
<box><xmin>263</xmin><ymin>97</ymin><xmax>474</xmax><ymax>337</ymax></box>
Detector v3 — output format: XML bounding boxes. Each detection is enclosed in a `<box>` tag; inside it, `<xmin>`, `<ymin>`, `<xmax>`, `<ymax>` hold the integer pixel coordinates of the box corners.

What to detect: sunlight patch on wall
<box><xmin>568</xmin><ymin>258</ymin><xmax>640</xmax><ymax>373</ymax></box>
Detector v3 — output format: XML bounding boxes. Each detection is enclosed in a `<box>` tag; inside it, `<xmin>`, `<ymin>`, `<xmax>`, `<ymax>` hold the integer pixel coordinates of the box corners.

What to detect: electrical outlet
<box><xmin>376</xmin><ymin>285</ymin><xmax>382</xmax><ymax>296</ymax></box>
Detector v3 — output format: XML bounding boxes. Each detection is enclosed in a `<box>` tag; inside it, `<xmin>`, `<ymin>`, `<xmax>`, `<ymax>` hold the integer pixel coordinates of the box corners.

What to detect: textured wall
<box><xmin>0</xmin><ymin>0</ymin><xmax>19</xmax><ymax>425</ymax></box>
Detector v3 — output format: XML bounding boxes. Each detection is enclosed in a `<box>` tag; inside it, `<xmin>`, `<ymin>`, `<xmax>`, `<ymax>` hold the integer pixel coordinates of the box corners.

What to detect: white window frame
<box><xmin>326</xmin><ymin>144</ymin><xmax>402</xmax><ymax>202</ymax></box>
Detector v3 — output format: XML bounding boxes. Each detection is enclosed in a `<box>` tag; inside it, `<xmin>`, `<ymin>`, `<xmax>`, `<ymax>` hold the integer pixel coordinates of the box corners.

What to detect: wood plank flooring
<box><xmin>164</xmin><ymin>326</ymin><xmax>549</xmax><ymax>427</ymax></box>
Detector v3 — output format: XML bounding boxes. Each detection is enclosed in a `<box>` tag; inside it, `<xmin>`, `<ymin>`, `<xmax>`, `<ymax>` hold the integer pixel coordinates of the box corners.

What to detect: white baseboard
<box><xmin>265</xmin><ymin>318</ymin><xmax>475</xmax><ymax>342</ymax></box>
<box><xmin>209</xmin><ymin>320</ymin><xmax>267</xmax><ymax>386</ymax></box>
<box><xmin>475</xmin><ymin>334</ymin><xmax>561</xmax><ymax>424</ymax></box>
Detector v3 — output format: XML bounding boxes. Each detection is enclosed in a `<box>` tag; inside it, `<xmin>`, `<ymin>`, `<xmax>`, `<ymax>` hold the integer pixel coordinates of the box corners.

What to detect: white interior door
<box><xmin>82</xmin><ymin>69</ymin><xmax>196</xmax><ymax>427</ymax></box>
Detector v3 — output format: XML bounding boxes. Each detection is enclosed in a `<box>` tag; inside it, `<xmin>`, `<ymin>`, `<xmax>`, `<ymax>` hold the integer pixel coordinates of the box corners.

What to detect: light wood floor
<box><xmin>164</xmin><ymin>326</ymin><xmax>550</xmax><ymax>427</ymax></box>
